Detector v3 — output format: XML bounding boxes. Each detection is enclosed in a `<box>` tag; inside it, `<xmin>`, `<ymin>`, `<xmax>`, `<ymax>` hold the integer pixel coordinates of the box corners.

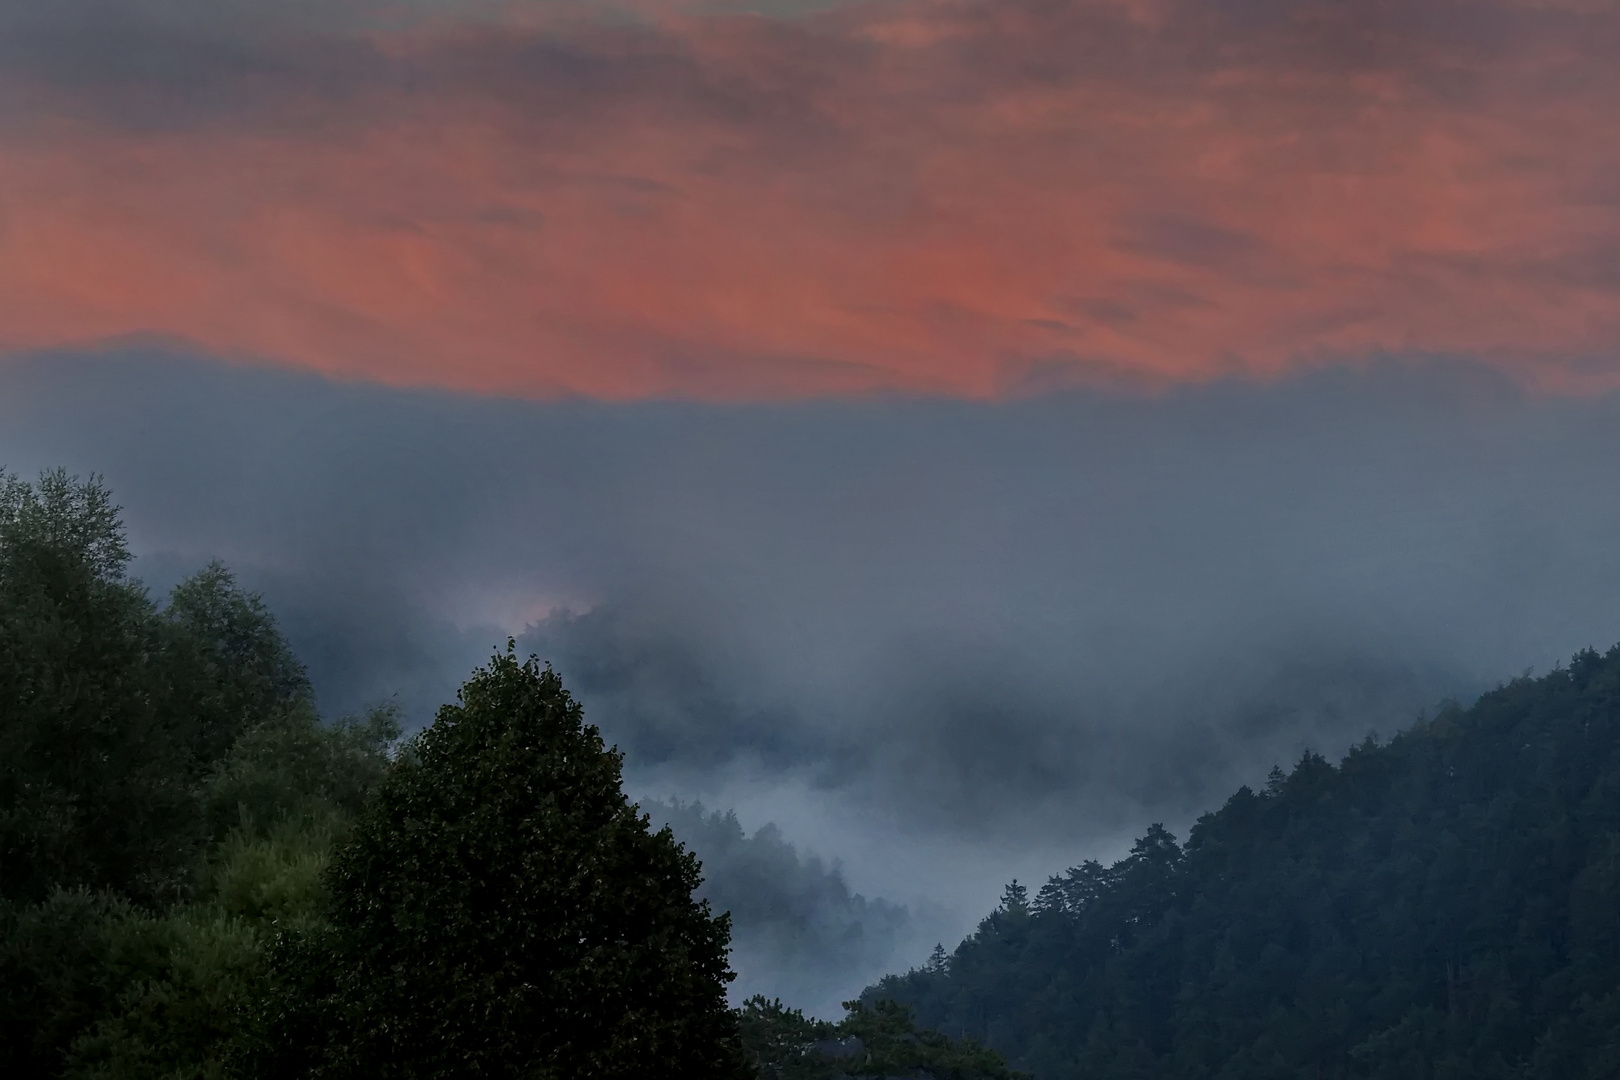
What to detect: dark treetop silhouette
<box><xmin>872</xmin><ymin>645</ymin><xmax>1620</xmax><ymax>1080</ymax></box>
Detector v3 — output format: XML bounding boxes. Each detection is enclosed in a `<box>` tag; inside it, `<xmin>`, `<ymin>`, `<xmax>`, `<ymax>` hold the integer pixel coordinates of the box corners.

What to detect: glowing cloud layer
<box><xmin>2</xmin><ymin>0</ymin><xmax>1618</xmax><ymax>397</ymax></box>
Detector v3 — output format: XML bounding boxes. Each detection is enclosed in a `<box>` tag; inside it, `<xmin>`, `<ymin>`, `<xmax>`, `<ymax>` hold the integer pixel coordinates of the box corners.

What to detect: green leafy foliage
<box><xmin>0</xmin><ymin>471</ymin><xmax>318</xmax><ymax>907</ymax></box>
<box><xmin>0</xmin><ymin>469</ymin><xmax>395</xmax><ymax>1079</ymax></box>
<box><xmin>48</xmin><ymin>706</ymin><xmax>399</xmax><ymax>1080</ymax></box>
<box><xmin>60</xmin><ymin>904</ymin><xmax>263</xmax><ymax>1080</ymax></box>
<box><xmin>0</xmin><ymin>889</ymin><xmax>137</xmax><ymax>1077</ymax></box>
<box><xmin>162</xmin><ymin>561</ymin><xmax>314</xmax><ymax>769</ymax></box>
<box><xmin>0</xmin><ymin>470</ymin><xmax>195</xmax><ymax>905</ymax></box>
<box><xmin>874</xmin><ymin>645</ymin><xmax>1620</xmax><ymax>1079</ymax></box>
<box><xmin>0</xmin><ymin>705</ymin><xmax>397</xmax><ymax>1080</ymax></box>
<box><xmin>738</xmin><ymin>995</ymin><xmax>1020</xmax><ymax>1080</ymax></box>
<box><xmin>255</xmin><ymin>649</ymin><xmax>752</xmax><ymax>1080</ymax></box>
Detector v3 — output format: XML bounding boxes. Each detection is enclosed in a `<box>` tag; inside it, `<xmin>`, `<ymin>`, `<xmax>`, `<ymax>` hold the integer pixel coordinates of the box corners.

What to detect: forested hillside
<box><xmin>654</xmin><ymin>801</ymin><xmax>911</xmax><ymax>1013</ymax></box>
<box><xmin>0</xmin><ymin>467</ymin><xmax>1012</xmax><ymax>1080</ymax></box>
<box><xmin>0</xmin><ymin>469</ymin><xmax>401</xmax><ymax>1076</ymax></box>
<box><xmin>0</xmin><ymin>470</ymin><xmax>751</xmax><ymax>1078</ymax></box>
<box><xmin>36</xmin><ymin>460</ymin><xmax>1620</xmax><ymax>1079</ymax></box>
<box><xmin>873</xmin><ymin>647</ymin><xmax>1620</xmax><ymax>1079</ymax></box>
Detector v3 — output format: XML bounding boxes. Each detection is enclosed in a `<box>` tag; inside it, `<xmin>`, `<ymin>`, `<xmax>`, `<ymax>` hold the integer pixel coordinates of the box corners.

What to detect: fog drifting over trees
<box><xmin>8</xmin><ymin>348</ymin><xmax>1620</xmax><ymax>1007</ymax></box>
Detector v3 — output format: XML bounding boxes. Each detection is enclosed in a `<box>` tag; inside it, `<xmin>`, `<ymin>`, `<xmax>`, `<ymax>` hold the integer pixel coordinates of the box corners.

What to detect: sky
<box><xmin>2</xmin><ymin>0</ymin><xmax>1620</xmax><ymax>1015</ymax></box>
<box><xmin>3</xmin><ymin>0</ymin><xmax>1620</xmax><ymax>397</ymax></box>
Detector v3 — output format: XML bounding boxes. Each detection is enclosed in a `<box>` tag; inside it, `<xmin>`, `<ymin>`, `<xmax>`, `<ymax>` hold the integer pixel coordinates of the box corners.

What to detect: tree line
<box><xmin>0</xmin><ymin>468</ymin><xmax>1006</xmax><ymax>1079</ymax></box>
<box><xmin>871</xmin><ymin>642</ymin><xmax>1620</xmax><ymax>1078</ymax></box>
<box><xmin>46</xmin><ymin>460</ymin><xmax>1620</xmax><ymax>1079</ymax></box>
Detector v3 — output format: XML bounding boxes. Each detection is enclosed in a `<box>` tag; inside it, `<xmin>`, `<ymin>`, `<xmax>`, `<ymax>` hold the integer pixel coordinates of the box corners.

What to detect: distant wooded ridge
<box><xmin>9</xmin><ymin>466</ymin><xmax>1620</xmax><ymax>1079</ymax></box>
<box><xmin>870</xmin><ymin>643</ymin><xmax>1620</xmax><ymax>1079</ymax></box>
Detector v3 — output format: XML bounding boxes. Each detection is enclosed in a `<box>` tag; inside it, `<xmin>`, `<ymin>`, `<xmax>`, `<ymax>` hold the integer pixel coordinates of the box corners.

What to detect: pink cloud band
<box><xmin>2</xmin><ymin>0</ymin><xmax>1618</xmax><ymax>398</ymax></box>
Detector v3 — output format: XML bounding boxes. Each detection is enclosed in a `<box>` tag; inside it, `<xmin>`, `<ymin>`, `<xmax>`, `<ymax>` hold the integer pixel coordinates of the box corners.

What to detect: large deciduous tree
<box><xmin>261</xmin><ymin>649</ymin><xmax>751</xmax><ymax>1080</ymax></box>
<box><xmin>0</xmin><ymin>470</ymin><xmax>315</xmax><ymax>907</ymax></box>
<box><xmin>0</xmin><ymin>470</ymin><xmax>193</xmax><ymax>905</ymax></box>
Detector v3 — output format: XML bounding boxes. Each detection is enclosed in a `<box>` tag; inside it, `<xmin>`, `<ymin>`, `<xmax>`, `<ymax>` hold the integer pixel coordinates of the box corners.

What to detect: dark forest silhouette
<box><xmin>9</xmin><ymin>468</ymin><xmax>1620</xmax><ymax>1078</ymax></box>
<box><xmin>873</xmin><ymin>648</ymin><xmax>1620</xmax><ymax>1078</ymax></box>
<box><xmin>0</xmin><ymin>470</ymin><xmax>1002</xmax><ymax>1079</ymax></box>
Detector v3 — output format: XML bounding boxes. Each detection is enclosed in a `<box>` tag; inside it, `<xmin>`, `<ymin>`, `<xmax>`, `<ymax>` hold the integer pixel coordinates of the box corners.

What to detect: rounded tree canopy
<box><xmin>263</xmin><ymin>648</ymin><xmax>750</xmax><ymax>1080</ymax></box>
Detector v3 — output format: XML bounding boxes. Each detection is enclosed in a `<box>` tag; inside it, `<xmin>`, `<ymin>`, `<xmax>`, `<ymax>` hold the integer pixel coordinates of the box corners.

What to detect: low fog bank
<box><xmin>6</xmin><ymin>347</ymin><xmax>1620</xmax><ymax>1006</ymax></box>
<box><xmin>648</xmin><ymin>801</ymin><xmax>942</xmax><ymax>1018</ymax></box>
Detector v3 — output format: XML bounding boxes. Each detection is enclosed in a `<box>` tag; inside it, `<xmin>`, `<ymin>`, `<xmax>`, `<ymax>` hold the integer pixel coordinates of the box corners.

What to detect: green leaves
<box><xmin>1</xmin><ymin>469</ymin><xmax>194</xmax><ymax>906</ymax></box>
<box><xmin>0</xmin><ymin>470</ymin><xmax>332</xmax><ymax>909</ymax></box>
<box><xmin>162</xmin><ymin>560</ymin><xmax>314</xmax><ymax>767</ymax></box>
<box><xmin>259</xmin><ymin>650</ymin><xmax>750</xmax><ymax>1080</ymax></box>
<box><xmin>0</xmin><ymin>697</ymin><xmax>401</xmax><ymax>1080</ymax></box>
<box><xmin>738</xmin><ymin>995</ymin><xmax>1021</xmax><ymax>1080</ymax></box>
<box><xmin>0</xmin><ymin>469</ymin><xmax>398</xmax><ymax>1079</ymax></box>
<box><xmin>0</xmin><ymin>468</ymin><xmax>131</xmax><ymax>582</ymax></box>
<box><xmin>0</xmin><ymin>474</ymin><xmax>749</xmax><ymax>1080</ymax></box>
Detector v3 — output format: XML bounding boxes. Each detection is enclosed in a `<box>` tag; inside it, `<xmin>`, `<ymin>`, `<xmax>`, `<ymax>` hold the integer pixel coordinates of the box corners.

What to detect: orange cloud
<box><xmin>1</xmin><ymin>0</ymin><xmax>1618</xmax><ymax>398</ymax></box>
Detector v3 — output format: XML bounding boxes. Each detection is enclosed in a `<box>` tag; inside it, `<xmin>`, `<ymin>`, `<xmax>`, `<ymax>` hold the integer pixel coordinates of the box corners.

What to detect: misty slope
<box><xmin>652</xmin><ymin>801</ymin><xmax>912</xmax><ymax>1015</ymax></box>
<box><xmin>871</xmin><ymin>645</ymin><xmax>1620</xmax><ymax>1079</ymax></box>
